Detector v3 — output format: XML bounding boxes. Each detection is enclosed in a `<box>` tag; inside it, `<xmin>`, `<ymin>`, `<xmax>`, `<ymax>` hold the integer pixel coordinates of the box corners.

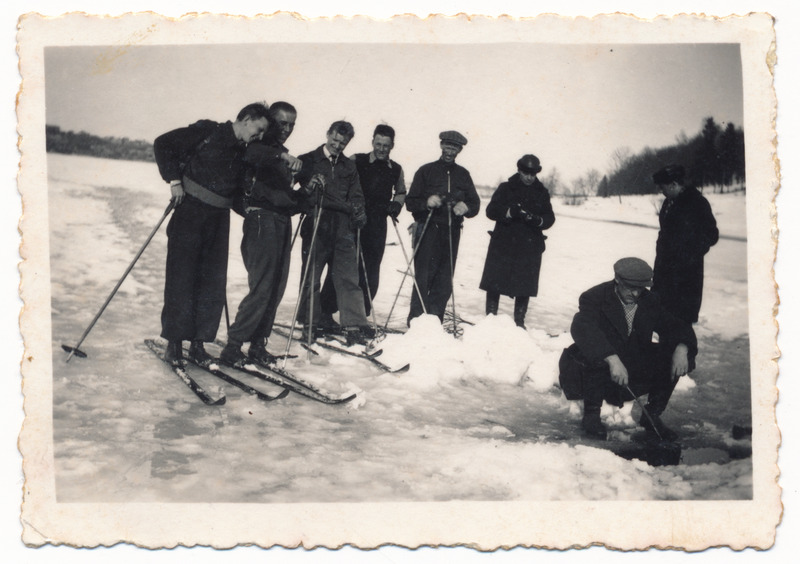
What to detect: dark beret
<box><xmin>439</xmin><ymin>130</ymin><xmax>468</xmax><ymax>146</ymax></box>
<box><xmin>652</xmin><ymin>164</ymin><xmax>685</xmax><ymax>185</ymax></box>
<box><xmin>517</xmin><ymin>154</ymin><xmax>542</xmax><ymax>174</ymax></box>
<box><xmin>613</xmin><ymin>257</ymin><xmax>653</xmax><ymax>288</ymax></box>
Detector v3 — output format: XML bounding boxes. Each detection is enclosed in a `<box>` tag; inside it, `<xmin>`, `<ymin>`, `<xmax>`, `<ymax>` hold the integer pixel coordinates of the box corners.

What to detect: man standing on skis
<box><xmin>557</xmin><ymin>257</ymin><xmax>697</xmax><ymax>440</ymax></box>
<box><xmin>318</xmin><ymin>124</ymin><xmax>407</xmax><ymax>329</ymax></box>
<box><xmin>220</xmin><ymin>101</ymin><xmax>308</xmax><ymax>367</ymax></box>
<box><xmin>295</xmin><ymin>120</ymin><xmax>373</xmax><ymax>347</ymax></box>
<box><xmin>153</xmin><ymin>102</ymin><xmax>271</xmax><ymax>366</ymax></box>
<box><xmin>404</xmin><ymin>130</ymin><xmax>480</xmax><ymax>325</ymax></box>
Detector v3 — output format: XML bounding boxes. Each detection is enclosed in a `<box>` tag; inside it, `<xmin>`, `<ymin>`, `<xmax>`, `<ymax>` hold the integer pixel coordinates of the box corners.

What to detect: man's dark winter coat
<box><xmin>405</xmin><ymin>160</ymin><xmax>480</xmax><ymax>225</ymax></box>
<box><xmin>560</xmin><ymin>280</ymin><xmax>698</xmax><ymax>405</ymax></box>
<box><xmin>404</xmin><ymin>159</ymin><xmax>480</xmax><ymax>322</ymax></box>
<box><xmin>479</xmin><ymin>174</ymin><xmax>555</xmax><ymax>298</ymax></box>
<box><xmin>652</xmin><ymin>186</ymin><xmax>719</xmax><ymax>323</ymax></box>
<box><xmin>154</xmin><ymin>120</ymin><xmax>247</xmax><ymax>199</ymax></box>
<box><xmin>241</xmin><ymin>138</ymin><xmax>299</xmax><ymax>214</ymax></box>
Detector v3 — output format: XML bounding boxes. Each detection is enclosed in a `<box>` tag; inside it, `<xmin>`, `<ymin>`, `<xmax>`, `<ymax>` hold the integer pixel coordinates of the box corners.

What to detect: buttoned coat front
<box><xmin>479</xmin><ymin>174</ymin><xmax>555</xmax><ymax>297</ymax></box>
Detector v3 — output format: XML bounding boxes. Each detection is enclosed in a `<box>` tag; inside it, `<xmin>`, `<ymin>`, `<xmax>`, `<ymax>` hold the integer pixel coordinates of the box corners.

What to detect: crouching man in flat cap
<box><xmin>404</xmin><ymin>130</ymin><xmax>480</xmax><ymax>325</ymax></box>
<box><xmin>558</xmin><ymin>258</ymin><xmax>698</xmax><ymax>440</ymax></box>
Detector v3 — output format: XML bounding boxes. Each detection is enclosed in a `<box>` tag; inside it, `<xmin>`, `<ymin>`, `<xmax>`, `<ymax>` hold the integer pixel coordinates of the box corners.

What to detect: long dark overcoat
<box><xmin>479</xmin><ymin>174</ymin><xmax>555</xmax><ymax>297</ymax></box>
<box><xmin>652</xmin><ymin>186</ymin><xmax>719</xmax><ymax>323</ymax></box>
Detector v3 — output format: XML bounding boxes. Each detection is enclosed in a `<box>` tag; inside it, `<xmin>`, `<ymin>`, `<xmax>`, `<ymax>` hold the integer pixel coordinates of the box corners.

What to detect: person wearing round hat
<box><xmin>557</xmin><ymin>257</ymin><xmax>698</xmax><ymax>440</ymax></box>
<box><xmin>651</xmin><ymin>164</ymin><xmax>719</xmax><ymax>324</ymax></box>
<box><xmin>479</xmin><ymin>154</ymin><xmax>555</xmax><ymax>329</ymax></box>
<box><xmin>404</xmin><ymin>130</ymin><xmax>481</xmax><ymax>325</ymax></box>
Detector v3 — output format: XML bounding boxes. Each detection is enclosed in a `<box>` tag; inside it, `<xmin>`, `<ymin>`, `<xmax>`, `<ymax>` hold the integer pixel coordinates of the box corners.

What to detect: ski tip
<box><xmin>391</xmin><ymin>364</ymin><xmax>411</xmax><ymax>374</ymax></box>
<box><xmin>207</xmin><ymin>395</ymin><xmax>227</xmax><ymax>406</ymax></box>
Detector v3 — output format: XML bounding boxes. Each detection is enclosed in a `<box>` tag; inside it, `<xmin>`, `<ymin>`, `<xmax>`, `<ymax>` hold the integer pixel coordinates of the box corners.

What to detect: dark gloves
<box><xmin>386</xmin><ymin>200</ymin><xmax>403</xmax><ymax>219</ymax></box>
<box><xmin>351</xmin><ymin>203</ymin><xmax>368</xmax><ymax>230</ymax></box>
<box><xmin>508</xmin><ymin>203</ymin><xmax>528</xmax><ymax>219</ymax></box>
<box><xmin>524</xmin><ymin>213</ymin><xmax>543</xmax><ymax>227</ymax></box>
<box><xmin>508</xmin><ymin>203</ymin><xmax>543</xmax><ymax>226</ymax></box>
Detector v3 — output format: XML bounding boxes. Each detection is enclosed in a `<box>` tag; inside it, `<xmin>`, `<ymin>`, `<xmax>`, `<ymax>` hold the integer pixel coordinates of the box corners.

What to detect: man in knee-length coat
<box><xmin>651</xmin><ymin>164</ymin><xmax>719</xmax><ymax>324</ymax></box>
<box><xmin>479</xmin><ymin>154</ymin><xmax>555</xmax><ymax>329</ymax></box>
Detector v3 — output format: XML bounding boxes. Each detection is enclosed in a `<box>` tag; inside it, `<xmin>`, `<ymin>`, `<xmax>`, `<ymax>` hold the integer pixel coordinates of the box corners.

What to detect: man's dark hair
<box><xmin>268</xmin><ymin>101</ymin><xmax>297</xmax><ymax>122</ymax></box>
<box><xmin>236</xmin><ymin>102</ymin><xmax>271</xmax><ymax>122</ymax></box>
<box><xmin>373</xmin><ymin>124</ymin><xmax>395</xmax><ymax>141</ymax></box>
<box><xmin>327</xmin><ymin>120</ymin><xmax>355</xmax><ymax>140</ymax></box>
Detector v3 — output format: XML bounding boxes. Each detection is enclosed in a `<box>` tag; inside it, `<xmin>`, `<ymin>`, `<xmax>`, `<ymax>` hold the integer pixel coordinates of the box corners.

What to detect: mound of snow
<box><xmin>379</xmin><ymin>314</ymin><xmax>576</xmax><ymax>391</ymax></box>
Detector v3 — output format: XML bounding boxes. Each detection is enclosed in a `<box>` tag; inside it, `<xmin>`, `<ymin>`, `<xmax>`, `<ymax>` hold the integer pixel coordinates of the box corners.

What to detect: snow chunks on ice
<box><xmin>378</xmin><ymin>313</ymin><xmax>569</xmax><ymax>390</ymax></box>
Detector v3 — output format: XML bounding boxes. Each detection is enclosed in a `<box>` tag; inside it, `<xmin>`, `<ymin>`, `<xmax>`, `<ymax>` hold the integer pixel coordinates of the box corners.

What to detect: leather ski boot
<box><xmin>220</xmin><ymin>341</ymin><xmax>246</xmax><ymax>367</ymax></box>
<box><xmin>188</xmin><ymin>340</ymin><xmax>214</xmax><ymax>367</ymax></box>
<box><xmin>248</xmin><ymin>339</ymin><xmax>276</xmax><ymax>366</ymax></box>
<box><xmin>344</xmin><ymin>327</ymin><xmax>368</xmax><ymax>347</ymax></box>
<box><xmin>165</xmin><ymin>340</ymin><xmax>185</xmax><ymax>367</ymax></box>
<box><xmin>318</xmin><ymin>313</ymin><xmax>340</xmax><ymax>335</ymax></box>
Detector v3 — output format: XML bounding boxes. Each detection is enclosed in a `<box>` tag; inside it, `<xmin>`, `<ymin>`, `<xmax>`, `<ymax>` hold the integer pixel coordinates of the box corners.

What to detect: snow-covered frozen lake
<box><xmin>47</xmin><ymin>154</ymin><xmax>752</xmax><ymax>502</ymax></box>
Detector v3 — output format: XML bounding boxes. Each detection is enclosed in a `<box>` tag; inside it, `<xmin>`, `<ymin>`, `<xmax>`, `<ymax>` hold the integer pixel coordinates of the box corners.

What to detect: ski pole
<box><xmin>62</xmin><ymin>199</ymin><xmax>176</xmax><ymax>362</ymax></box>
<box><xmin>383</xmin><ymin>208</ymin><xmax>433</xmax><ymax>329</ymax></box>
<box><xmin>388</xmin><ymin>217</ymin><xmax>427</xmax><ymax>322</ymax></box>
<box><xmin>283</xmin><ymin>189</ymin><xmax>325</xmax><ymax>367</ymax></box>
<box><xmin>625</xmin><ymin>385</ymin><xmax>664</xmax><ymax>442</ymax></box>
<box><xmin>306</xmin><ymin>228</ymin><xmax>317</xmax><ymax>357</ymax></box>
<box><xmin>446</xmin><ymin>200</ymin><xmax>460</xmax><ymax>338</ymax></box>
<box><xmin>290</xmin><ymin>213</ymin><xmax>305</xmax><ymax>250</ymax></box>
<box><xmin>356</xmin><ymin>229</ymin><xmax>381</xmax><ymax>342</ymax></box>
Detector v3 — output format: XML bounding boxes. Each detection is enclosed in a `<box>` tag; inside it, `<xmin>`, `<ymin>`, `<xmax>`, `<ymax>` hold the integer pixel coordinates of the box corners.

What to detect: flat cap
<box><xmin>652</xmin><ymin>164</ymin><xmax>685</xmax><ymax>185</ymax></box>
<box><xmin>613</xmin><ymin>257</ymin><xmax>653</xmax><ymax>288</ymax></box>
<box><xmin>517</xmin><ymin>154</ymin><xmax>542</xmax><ymax>174</ymax></box>
<box><xmin>439</xmin><ymin>130</ymin><xmax>468</xmax><ymax>146</ymax></box>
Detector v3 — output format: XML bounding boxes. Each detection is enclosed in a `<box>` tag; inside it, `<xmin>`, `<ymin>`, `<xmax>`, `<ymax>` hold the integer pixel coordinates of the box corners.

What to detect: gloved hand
<box><xmin>386</xmin><ymin>200</ymin><xmax>403</xmax><ymax>219</ymax></box>
<box><xmin>351</xmin><ymin>203</ymin><xmax>368</xmax><ymax>230</ymax></box>
<box><xmin>508</xmin><ymin>203</ymin><xmax>528</xmax><ymax>219</ymax></box>
<box><xmin>301</xmin><ymin>173</ymin><xmax>326</xmax><ymax>196</ymax></box>
<box><xmin>427</xmin><ymin>194</ymin><xmax>443</xmax><ymax>208</ymax></box>
<box><xmin>452</xmin><ymin>201</ymin><xmax>469</xmax><ymax>216</ymax></box>
<box><xmin>524</xmin><ymin>213</ymin><xmax>543</xmax><ymax>226</ymax></box>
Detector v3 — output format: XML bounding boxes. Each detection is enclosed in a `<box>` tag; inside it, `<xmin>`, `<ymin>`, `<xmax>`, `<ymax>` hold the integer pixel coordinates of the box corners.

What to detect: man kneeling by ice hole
<box><xmin>558</xmin><ymin>257</ymin><xmax>697</xmax><ymax>440</ymax></box>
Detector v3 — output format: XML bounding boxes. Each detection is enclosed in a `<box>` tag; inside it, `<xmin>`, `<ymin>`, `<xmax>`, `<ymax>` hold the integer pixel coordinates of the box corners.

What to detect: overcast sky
<box><xmin>45</xmin><ymin>42</ymin><xmax>743</xmax><ymax>186</ymax></box>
